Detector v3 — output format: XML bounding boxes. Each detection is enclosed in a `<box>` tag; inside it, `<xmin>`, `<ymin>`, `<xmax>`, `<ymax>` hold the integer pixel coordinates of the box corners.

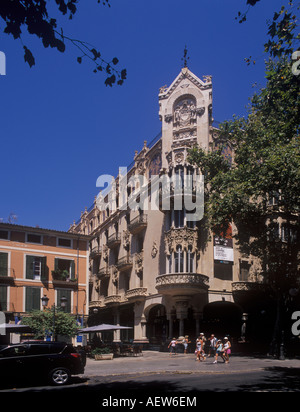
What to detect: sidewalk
<box><xmin>83</xmin><ymin>350</ymin><xmax>300</xmax><ymax>378</ymax></box>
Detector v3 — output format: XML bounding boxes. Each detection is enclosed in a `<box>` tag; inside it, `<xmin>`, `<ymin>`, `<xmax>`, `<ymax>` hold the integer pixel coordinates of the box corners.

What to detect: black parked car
<box><xmin>0</xmin><ymin>341</ymin><xmax>85</xmax><ymax>386</ymax></box>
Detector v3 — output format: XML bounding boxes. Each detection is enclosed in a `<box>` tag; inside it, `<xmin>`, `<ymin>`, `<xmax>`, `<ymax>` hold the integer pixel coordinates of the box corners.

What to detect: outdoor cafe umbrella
<box><xmin>78</xmin><ymin>323</ymin><xmax>132</xmax><ymax>333</ymax></box>
<box><xmin>0</xmin><ymin>323</ymin><xmax>32</xmax><ymax>333</ymax></box>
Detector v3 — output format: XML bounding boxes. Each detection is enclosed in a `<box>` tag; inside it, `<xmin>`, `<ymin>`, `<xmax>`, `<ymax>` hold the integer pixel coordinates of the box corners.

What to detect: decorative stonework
<box><xmin>134</xmin><ymin>251</ymin><xmax>144</xmax><ymax>274</ymax></box>
<box><xmin>148</xmin><ymin>152</ymin><xmax>162</xmax><ymax>177</ymax></box>
<box><xmin>125</xmin><ymin>288</ymin><xmax>148</xmax><ymax>300</ymax></box>
<box><xmin>151</xmin><ymin>241</ymin><xmax>158</xmax><ymax>258</ymax></box>
<box><xmin>231</xmin><ymin>282</ymin><xmax>266</xmax><ymax>292</ymax></box>
<box><xmin>164</xmin><ymin>227</ymin><xmax>198</xmax><ymax>255</ymax></box>
<box><xmin>111</xmin><ymin>265</ymin><xmax>119</xmax><ymax>284</ymax></box>
<box><xmin>174</xmin><ymin>98</ymin><xmax>197</xmax><ymax>128</ymax></box>
<box><xmin>102</xmin><ymin>245</ymin><xmax>108</xmax><ymax>262</ymax></box>
<box><xmin>123</xmin><ymin>229</ymin><xmax>130</xmax><ymax>250</ymax></box>
<box><xmin>156</xmin><ymin>273</ymin><xmax>209</xmax><ymax>293</ymax></box>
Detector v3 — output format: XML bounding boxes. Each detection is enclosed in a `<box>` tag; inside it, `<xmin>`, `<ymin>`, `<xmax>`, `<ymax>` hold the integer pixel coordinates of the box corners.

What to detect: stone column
<box><xmin>167</xmin><ymin>308</ymin><xmax>176</xmax><ymax>339</ymax></box>
<box><xmin>174</xmin><ymin>297</ymin><xmax>189</xmax><ymax>337</ymax></box>
<box><xmin>193</xmin><ymin>311</ymin><xmax>202</xmax><ymax>337</ymax></box>
<box><xmin>133</xmin><ymin>301</ymin><xmax>149</xmax><ymax>343</ymax></box>
<box><xmin>113</xmin><ymin>307</ymin><xmax>121</xmax><ymax>342</ymax></box>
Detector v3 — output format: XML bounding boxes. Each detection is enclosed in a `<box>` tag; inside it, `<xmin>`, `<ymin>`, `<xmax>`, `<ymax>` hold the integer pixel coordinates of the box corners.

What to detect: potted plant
<box><xmin>91</xmin><ymin>347</ymin><xmax>114</xmax><ymax>360</ymax></box>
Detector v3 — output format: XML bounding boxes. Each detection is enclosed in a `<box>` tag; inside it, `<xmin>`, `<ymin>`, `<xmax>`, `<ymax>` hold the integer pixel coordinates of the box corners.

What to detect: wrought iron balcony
<box><xmin>0</xmin><ymin>267</ymin><xmax>15</xmax><ymax>283</ymax></box>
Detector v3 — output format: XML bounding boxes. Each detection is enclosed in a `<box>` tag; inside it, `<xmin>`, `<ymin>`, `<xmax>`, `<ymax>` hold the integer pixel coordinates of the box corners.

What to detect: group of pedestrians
<box><xmin>168</xmin><ymin>333</ymin><xmax>231</xmax><ymax>364</ymax></box>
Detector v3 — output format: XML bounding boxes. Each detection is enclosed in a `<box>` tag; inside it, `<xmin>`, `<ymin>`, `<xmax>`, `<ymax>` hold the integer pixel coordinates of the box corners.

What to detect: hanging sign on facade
<box><xmin>213</xmin><ymin>225</ymin><xmax>234</xmax><ymax>263</ymax></box>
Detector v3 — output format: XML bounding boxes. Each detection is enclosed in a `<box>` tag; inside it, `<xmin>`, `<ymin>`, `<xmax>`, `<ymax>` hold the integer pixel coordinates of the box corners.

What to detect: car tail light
<box><xmin>70</xmin><ymin>353</ymin><xmax>81</xmax><ymax>358</ymax></box>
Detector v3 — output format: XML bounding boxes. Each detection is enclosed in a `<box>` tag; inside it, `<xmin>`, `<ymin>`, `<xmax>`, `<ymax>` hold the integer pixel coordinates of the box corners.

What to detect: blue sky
<box><xmin>0</xmin><ymin>0</ymin><xmax>287</xmax><ymax>231</ymax></box>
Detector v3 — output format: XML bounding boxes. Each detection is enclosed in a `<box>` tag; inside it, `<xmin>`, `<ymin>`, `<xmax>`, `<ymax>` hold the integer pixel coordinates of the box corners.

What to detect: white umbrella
<box><xmin>0</xmin><ymin>323</ymin><xmax>32</xmax><ymax>333</ymax></box>
<box><xmin>78</xmin><ymin>323</ymin><xmax>132</xmax><ymax>333</ymax></box>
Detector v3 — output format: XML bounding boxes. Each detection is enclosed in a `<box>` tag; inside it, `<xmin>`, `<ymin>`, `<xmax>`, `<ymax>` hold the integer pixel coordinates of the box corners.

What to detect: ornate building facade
<box><xmin>70</xmin><ymin>67</ymin><xmax>252</xmax><ymax>345</ymax></box>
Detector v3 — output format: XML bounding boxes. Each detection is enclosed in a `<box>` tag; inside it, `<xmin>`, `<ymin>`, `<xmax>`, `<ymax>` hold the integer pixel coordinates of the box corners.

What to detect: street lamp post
<box><xmin>41</xmin><ymin>295</ymin><xmax>67</xmax><ymax>341</ymax></box>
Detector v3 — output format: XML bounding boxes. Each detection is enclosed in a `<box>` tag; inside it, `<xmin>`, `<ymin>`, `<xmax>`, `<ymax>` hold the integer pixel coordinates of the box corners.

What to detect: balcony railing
<box><xmin>90</xmin><ymin>246</ymin><xmax>102</xmax><ymax>258</ymax></box>
<box><xmin>97</xmin><ymin>267</ymin><xmax>110</xmax><ymax>279</ymax></box>
<box><xmin>116</xmin><ymin>255</ymin><xmax>133</xmax><ymax>271</ymax></box>
<box><xmin>107</xmin><ymin>232</ymin><xmax>121</xmax><ymax>248</ymax></box>
<box><xmin>51</xmin><ymin>269</ymin><xmax>77</xmax><ymax>287</ymax></box>
<box><xmin>155</xmin><ymin>272</ymin><xmax>209</xmax><ymax>296</ymax></box>
<box><xmin>125</xmin><ymin>287</ymin><xmax>148</xmax><ymax>301</ymax></box>
<box><xmin>104</xmin><ymin>295</ymin><xmax>123</xmax><ymax>305</ymax></box>
<box><xmin>0</xmin><ymin>267</ymin><xmax>15</xmax><ymax>283</ymax></box>
<box><xmin>128</xmin><ymin>214</ymin><xmax>147</xmax><ymax>234</ymax></box>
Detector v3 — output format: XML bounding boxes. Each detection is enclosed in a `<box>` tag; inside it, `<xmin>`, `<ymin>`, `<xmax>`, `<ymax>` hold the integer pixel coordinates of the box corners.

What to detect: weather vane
<box><xmin>182</xmin><ymin>45</ymin><xmax>190</xmax><ymax>68</ymax></box>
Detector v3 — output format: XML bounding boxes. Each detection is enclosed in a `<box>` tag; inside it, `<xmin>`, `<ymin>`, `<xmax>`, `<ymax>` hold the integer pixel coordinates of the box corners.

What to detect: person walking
<box><xmin>223</xmin><ymin>336</ymin><xmax>231</xmax><ymax>364</ymax></box>
<box><xmin>208</xmin><ymin>334</ymin><xmax>218</xmax><ymax>358</ymax></box>
<box><xmin>168</xmin><ymin>337</ymin><xmax>177</xmax><ymax>356</ymax></box>
<box><xmin>183</xmin><ymin>335</ymin><xmax>191</xmax><ymax>354</ymax></box>
<box><xmin>195</xmin><ymin>335</ymin><xmax>206</xmax><ymax>361</ymax></box>
<box><xmin>213</xmin><ymin>339</ymin><xmax>225</xmax><ymax>363</ymax></box>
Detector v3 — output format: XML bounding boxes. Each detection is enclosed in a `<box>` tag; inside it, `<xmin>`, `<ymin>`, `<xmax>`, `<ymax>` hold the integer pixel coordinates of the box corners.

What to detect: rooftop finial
<box><xmin>182</xmin><ymin>45</ymin><xmax>189</xmax><ymax>68</ymax></box>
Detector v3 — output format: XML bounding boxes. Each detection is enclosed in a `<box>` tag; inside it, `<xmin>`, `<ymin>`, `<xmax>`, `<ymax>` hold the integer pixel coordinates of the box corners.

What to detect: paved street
<box><xmin>1</xmin><ymin>350</ymin><xmax>300</xmax><ymax>402</ymax></box>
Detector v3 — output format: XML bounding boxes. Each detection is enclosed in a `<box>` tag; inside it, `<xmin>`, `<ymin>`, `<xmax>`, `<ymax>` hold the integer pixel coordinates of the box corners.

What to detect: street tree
<box><xmin>188</xmin><ymin>5</ymin><xmax>300</xmax><ymax>355</ymax></box>
<box><xmin>24</xmin><ymin>307</ymin><xmax>79</xmax><ymax>340</ymax></box>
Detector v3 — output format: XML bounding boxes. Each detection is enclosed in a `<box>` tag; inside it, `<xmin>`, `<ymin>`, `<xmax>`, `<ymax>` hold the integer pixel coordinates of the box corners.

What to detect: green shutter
<box><xmin>0</xmin><ymin>253</ymin><xmax>8</xmax><ymax>276</ymax></box>
<box><xmin>0</xmin><ymin>285</ymin><xmax>7</xmax><ymax>311</ymax></box>
<box><xmin>25</xmin><ymin>287</ymin><xmax>41</xmax><ymax>312</ymax></box>
<box><xmin>26</xmin><ymin>256</ymin><xmax>34</xmax><ymax>279</ymax></box>
<box><xmin>32</xmin><ymin>287</ymin><xmax>40</xmax><ymax>310</ymax></box>
<box><xmin>70</xmin><ymin>260</ymin><xmax>75</xmax><ymax>280</ymax></box>
<box><xmin>57</xmin><ymin>289</ymin><xmax>71</xmax><ymax>313</ymax></box>
<box><xmin>41</xmin><ymin>257</ymin><xmax>47</xmax><ymax>280</ymax></box>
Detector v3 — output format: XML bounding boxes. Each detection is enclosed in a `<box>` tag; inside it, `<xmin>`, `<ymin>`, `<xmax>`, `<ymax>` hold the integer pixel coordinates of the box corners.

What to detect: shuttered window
<box><xmin>0</xmin><ymin>253</ymin><xmax>8</xmax><ymax>276</ymax></box>
<box><xmin>0</xmin><ymin>285</ymin><xmax>7</xmax><ymax>311</ymax></box>
<box><xmin>26</xmin><ymin>256</ymin><xmax>46</xmax><ymax>279</ymax></box>
<box><xmin>56</xmin><ymin>289</ymin><xmax>71</xmax><ymax>313</ymax></box>
<box><xmin>25</xmin><ymin>287</ymin><xmax>41</xmax><ymax>312</ymax></box>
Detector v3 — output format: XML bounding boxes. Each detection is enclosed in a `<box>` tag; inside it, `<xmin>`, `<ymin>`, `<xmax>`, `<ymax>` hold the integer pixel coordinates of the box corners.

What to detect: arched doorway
<box><xmin>146</xmin><ymin>304</ymin><xmax>168</xmax><ymax>345</ymax></box>
<box><xmin>202</xmin><ymin>301</ymin><xmax>242</xmax><ymax>339</ymax></box>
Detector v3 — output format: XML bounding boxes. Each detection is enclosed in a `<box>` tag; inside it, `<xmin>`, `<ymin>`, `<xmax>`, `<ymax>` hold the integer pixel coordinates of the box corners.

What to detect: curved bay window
<box><xmin>168</xmin><ymin>245</ymin><xmax>195</xmax><ymax>274</ymax></box>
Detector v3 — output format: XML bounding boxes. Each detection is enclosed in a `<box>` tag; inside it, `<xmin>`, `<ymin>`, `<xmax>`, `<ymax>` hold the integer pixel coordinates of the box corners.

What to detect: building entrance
<box><xmin>146</xmin><ymin>304</ymin><xmax>168</xmax><ymax>345</ymax></box>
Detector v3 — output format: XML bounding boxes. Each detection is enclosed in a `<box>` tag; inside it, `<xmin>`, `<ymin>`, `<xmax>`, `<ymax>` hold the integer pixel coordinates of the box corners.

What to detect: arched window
<box><xmin>174</xmin><ymin>245</ymin><xmax>184</xmax><ymax>273</ymax></box>
<box><xmin>174</xmin><ymin>166</ymin><xmax>184</xmax><ymax>189</ymax></box>
<box><xmin>174</xmin><ymin>210</ymin><xmax>184</xmax><ymax>228</ymax></box>
<box><xmin>186</xmin><ymin>246</ymin><xmax>194</xmax><ymax>272</ymax></box>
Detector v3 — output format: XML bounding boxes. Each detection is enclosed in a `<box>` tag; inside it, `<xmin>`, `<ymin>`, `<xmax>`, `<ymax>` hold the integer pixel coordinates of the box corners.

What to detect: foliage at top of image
<box><xmin>0</xmin><ymin>0</ymin><xmax>126</xmax><ymax>86</ymax></box>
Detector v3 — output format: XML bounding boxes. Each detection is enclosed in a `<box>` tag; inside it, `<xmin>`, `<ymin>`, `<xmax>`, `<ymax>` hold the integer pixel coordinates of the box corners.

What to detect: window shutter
<box><xmin>70</xmin><ymin>260</ymin><xmax>75</xmax><ymax>280</ymax></box>
<box><xmin>26</xmin><ymin>287</ymin><xmax>41</xmax><ymax>312</ymax></box>
<box><xmin>32</xmin><ymin>287</ymin><xmax>41</xmax><ymax>310</ymax></box>
<box><xmin>0</xmin><ymin>285</ymin><xmax>7</xmax><ymax>311</ymax></box>
<box><xmin>41</xmin><ymin>257</ymin><xmax>47</xmax><ymax>280</ymax></box>
<box><xmin>26</xmin><ymin>256</ymin><xmax>34</xmax><ymax>279</ymax></box>
<box><xmin>0</xmin><ymin>253</ymin><xmax>8</xmax><ymax>276</ymax></box>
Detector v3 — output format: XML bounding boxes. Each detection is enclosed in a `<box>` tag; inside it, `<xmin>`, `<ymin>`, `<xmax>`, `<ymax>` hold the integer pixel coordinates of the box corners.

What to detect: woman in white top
<box><xmin>223</xmin><ymin>337</ymin><xmax>231</xmax><ymax>364</ymax></box>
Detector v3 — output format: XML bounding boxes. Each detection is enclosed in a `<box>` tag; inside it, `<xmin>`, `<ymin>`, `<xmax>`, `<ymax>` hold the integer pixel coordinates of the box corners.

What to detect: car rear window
<box><xmin>61</xmin><ymin>345</ymin><xmax>76</xmax><ymax>354</ymax></box>
<box><xmin>27</xmin><ymin>344</ymin><xmax>50</xmax><ymax>355</ymax></box>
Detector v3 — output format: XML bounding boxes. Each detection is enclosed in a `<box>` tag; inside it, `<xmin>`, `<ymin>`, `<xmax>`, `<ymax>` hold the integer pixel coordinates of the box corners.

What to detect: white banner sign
<box><xmin>214</xmin><ymin>246</ymin><xmax>233</xmax><ymax>262</ymax></box>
